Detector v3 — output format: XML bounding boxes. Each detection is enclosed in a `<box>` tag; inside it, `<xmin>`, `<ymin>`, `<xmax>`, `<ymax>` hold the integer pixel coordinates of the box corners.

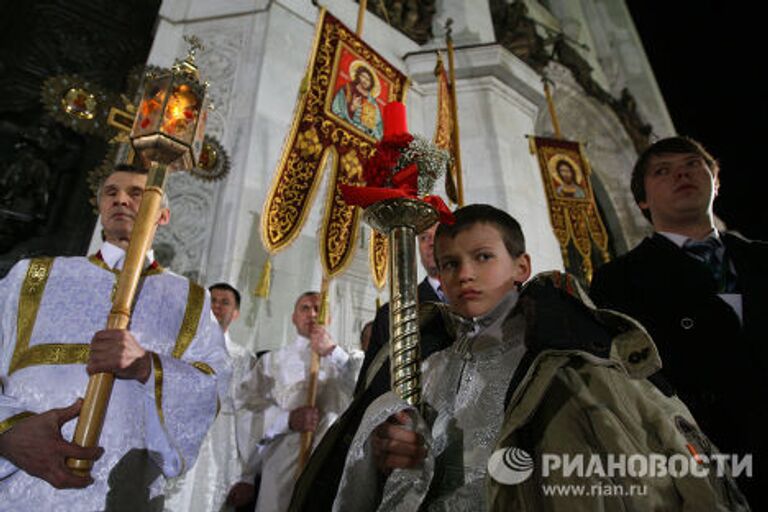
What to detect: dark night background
<box><xmin>627</xmin><ymin>1</ymin><xmax>766</xmax><ymax>241</ymax></box>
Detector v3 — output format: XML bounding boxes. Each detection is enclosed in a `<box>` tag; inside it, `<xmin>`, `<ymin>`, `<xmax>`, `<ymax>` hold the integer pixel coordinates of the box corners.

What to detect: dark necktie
<box><xmin>682</xmin><ymin>238</ymin><xmax>737</xmax><ymax>293</ymax></box>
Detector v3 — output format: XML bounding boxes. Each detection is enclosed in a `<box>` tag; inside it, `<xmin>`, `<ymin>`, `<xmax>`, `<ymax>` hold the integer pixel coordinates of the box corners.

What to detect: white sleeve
<box><xmin>0</xmin><ymin>261</ymin><xmax>34</xmax><ymax>479</ymax></box>
<box><xmin>142</xmin><ymin>291</ymin><xmax>230</xmax><ymax>478</ymax></box>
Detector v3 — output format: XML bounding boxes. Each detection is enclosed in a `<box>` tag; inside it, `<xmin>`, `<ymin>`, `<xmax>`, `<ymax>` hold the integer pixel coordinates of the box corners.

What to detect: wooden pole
<box><xmin>542</xmin><ymin>78</ymin><xmax>563</xmax><ymax>139</ymax></box>
<box><xmin>356</xmin><ymin>0</ymin><xmax>367</xmax><ymax>35</ymax></box>
<box><xmin>445</xmin><ymin>19</ymin><xmax>465</xmax><ymax>207</ymax></box>
<box><xmin>296</xmin><ymin>276</ymin><xmax>330</xmax><ymax>476</ymax></box>
<box><xmin>66</xmin><ymin>161</ymin><xmax>169</xmax><ymax>475</ymax></box>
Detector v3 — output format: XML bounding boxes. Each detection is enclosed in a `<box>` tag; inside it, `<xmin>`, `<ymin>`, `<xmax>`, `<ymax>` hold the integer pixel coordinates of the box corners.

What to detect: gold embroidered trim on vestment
<box><xmin>11</xmin><ymin>344</ymin><xmax>90</xmax><ymax>374</ymax></box>
<box><xmin>150</xmin><ymin>352</ymin><xmax>164</xmax><ymax>425</ymax></box>
<box><xmin>190</xmin><ymin>361</ymin><xmax>215</xmax><ymax>375</ymax></box>
<box><xmin>10</xmin><ymin>258</ymin><xmax>54</xmax><ymax>374</ymax></box>
<box><xmin>171</xmin><ymin>282</ymin><xmax>205</xmax><ymax>359</ymax></box>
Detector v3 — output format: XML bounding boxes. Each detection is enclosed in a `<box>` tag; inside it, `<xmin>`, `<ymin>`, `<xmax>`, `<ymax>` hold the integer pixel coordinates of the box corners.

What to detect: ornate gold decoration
<box><xmin>10</xmin><ymin>258</ymin><xmax>54</xmax><ymax>375</ymax></box>
<box><xmin>369</xmin><ymin>230</ymin><xmax>388</xmax><ymax>290</ymax></box>
<box><xmin>41</xmin><ymin>75</ymin><xmax>112</xmax><ymax>136</ymax></box>
<box><xmin>171</xmin><ymin>282</ymin><xmax>205</xmax><ymax>359</ymax></box>
<box><xmin>261</xmin><ymin>9</ymin><xmax>409</xmax><ymax>278</ymax></box>
<box><xmin>62</xmin><ymin>88</ymin><xmax>97</xmax><ymax>120</ymax></box>
<box><xmin>0</xmin><ymin>412</ymin><xmax>35</xmax><ymax>436</ymax></box>
<box><xmin>190</xmin><ymin>135</ymin><xmax>230</xmax><ymax>182</ymax></box>
<box><xmin>11</xmin><ymin>344</ymin><xmax>90</xmax><ymax>374</ymax></box>
<box><xmin>530</xmin><ymin>136</ymin><xmax>611</xmax><ymax>284</ymax></box>
<box><xmin>296</xmin><ymin>127</ymin><xmax>323</xmax><ymax>159</ymax></box>
<box><xmin>9</xmin><ymin>257</ymin><xmax>197</xmax><ymax>379</ymax></box>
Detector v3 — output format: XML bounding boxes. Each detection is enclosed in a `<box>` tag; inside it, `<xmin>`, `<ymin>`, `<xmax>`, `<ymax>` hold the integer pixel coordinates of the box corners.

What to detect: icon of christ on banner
<box><xmin>549</xmin><ymin>155</ymin><xmax>588</xmax><ymax>200</ymax></box>
<box><xmin>327</xmin><ymin>43</ymin><xmax>390</xmax><ymax>141</ymax></box>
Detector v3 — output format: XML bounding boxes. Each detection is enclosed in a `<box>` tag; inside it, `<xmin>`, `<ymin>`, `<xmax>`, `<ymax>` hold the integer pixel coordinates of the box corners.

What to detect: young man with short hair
<box><xmin>332</xmin><ymin>204</ymin><xmax>746</xmax><ymax>511</ymax></box>
<box><xmin>591</xmin><ymin>137</ymin><xmax>768</xmax><ymax>506</ymax></box>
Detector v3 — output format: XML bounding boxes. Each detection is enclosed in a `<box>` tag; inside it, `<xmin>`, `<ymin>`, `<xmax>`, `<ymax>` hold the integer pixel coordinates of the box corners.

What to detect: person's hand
<box><xmin>372</xmin><ymin>411</ymin><xmax>426</xmax><ymax>473</ymax></box>
<box><xmin>309</xmin><ymin>324</ymin><xmax>335</xmax><ymax>357</ymax></box>
<box><xmin>0</xmin><ymin>399</ymin><xmax>103</xmax><ymax>489</ymax></box>
<box><xmin>226</xmin><ymin>481</ymin><xmax>256</xmax><ymax>507</ymax></box>
<box><xmin>289</xmin><ymin>406</ymin><xmax>320</xmax><ymax>433</ymax></box>
<box><xmin>87</xmin><ymin>329</ymin><xmax>151</xmax><ymax>383</ymax></box>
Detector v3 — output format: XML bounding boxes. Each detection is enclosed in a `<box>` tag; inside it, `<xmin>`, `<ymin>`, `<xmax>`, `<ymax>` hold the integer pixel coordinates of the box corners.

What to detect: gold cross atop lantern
<box><xmin>67</xmin><ymin>35</ymin><xmax>210</xmax><ymax>476</ymax></box>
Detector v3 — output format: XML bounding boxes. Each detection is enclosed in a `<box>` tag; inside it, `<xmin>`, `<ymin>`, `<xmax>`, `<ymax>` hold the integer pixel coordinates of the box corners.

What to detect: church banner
<box><xmin>261</xmin><ymin>8</ymin><xmax>409</xmax><ymax>279</ymax></box>
<box><xmin>530</xmin><ymin>136</ymin><xmax>610</xmax><ymax>282</ymax></box>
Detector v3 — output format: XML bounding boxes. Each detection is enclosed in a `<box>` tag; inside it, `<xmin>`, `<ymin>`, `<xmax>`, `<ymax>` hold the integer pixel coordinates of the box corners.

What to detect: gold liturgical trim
<box><xmin>10</xmin><ymin>256</ymin><xmax>203</xmax><ymax>375</ymax></box>
<box><xmin>10</xmin><ymin>258</ymin><xmax>54</xmax><ymax>375</ymax></box>
<box><xmin>171</xmin><ymin>282</ymin><xmax>205</xmax><ymax>359</ymax></box>
<box><xmin>530</xmin><ymin>136</ymin><xmax>610</xmax><ymax>283</ymax></box>
<box><xmin>150</xmin><ymin>352</ymin><xmax>164</xmax><ymax>425</ymax></box>
<box><xmin>261</xmin><ymin>8</ymin><xmax>409</xmax><ymax>278</ymax></box>
<box><xmin>0</xmin><ymin>411</ymin><xmax>35</xmax><ymax>435</ymax></box>
<box><xmin>191</xmin><ymin>361</ymin><xmax>215</xmax><ymax>375</ymax></box>
<box><xmin>12</xmin><ymin>344</ymin><xmax>91</xmax><ymax>374</ymax></box>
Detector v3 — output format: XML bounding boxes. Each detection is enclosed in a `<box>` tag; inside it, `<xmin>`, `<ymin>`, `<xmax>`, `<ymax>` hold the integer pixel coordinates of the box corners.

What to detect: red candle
<box><xmin>383</xmin><ymin>102</ymin><xmax>408</xmax><ymax>137</ymax></box>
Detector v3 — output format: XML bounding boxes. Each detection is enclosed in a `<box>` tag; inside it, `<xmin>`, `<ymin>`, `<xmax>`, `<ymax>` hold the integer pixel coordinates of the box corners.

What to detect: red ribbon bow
<box><xmin>340</xmin><ymin>163</ymin><xmax>454</xmax><ymax>224</ymax></box>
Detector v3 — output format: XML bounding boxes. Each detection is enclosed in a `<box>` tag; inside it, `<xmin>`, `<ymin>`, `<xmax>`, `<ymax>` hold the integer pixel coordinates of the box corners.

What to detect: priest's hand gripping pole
<box><xmin>66</xmin><ymin>36</ymin><xmax>210</xmax><ymax>475</ymax></box>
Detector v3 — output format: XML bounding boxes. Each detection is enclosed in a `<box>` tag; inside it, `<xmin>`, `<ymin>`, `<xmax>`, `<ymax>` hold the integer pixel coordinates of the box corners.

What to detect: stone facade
<box><xmin>89</xmin><ymin>0</ymin><xmax>672</xmax><ymax>354</ymax></box>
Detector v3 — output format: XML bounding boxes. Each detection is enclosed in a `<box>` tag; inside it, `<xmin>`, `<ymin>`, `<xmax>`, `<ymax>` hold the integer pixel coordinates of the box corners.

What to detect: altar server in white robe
<box><xmin>0</xmin><ymin>165</ymin><xmax>229</xmax><ymax>511</ymax></box>
<box><xmin>165</xmin><ymin>282</ymin><xmax>261</xmax><ymax>511</ymax></box>
<box><xmin>241</xmin><ymin>291</ymin><xmax>361</xmax><ymax>512</ymax></box>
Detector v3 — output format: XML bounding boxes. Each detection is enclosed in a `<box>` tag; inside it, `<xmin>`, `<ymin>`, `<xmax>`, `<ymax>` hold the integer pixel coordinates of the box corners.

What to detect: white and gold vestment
<box><xmin>241</xmin><ymin>335</ymin><xmax>361</xmax><ymax>512</ymax></box>
<box><xmin>0</xmin><ymin>242</ymin><xmax>229</xmax><ymax>511</ymax></box>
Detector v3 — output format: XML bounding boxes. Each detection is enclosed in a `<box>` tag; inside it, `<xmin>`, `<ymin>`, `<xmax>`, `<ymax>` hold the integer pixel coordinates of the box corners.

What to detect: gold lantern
<box><xmin>131</xmin><ymin>36</ymin><xmax>208</xmax><ymax>169</ymax></box>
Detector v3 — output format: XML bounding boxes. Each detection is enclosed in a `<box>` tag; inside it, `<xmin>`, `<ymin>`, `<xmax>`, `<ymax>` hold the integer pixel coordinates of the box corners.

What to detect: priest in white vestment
<box><xmin>241</xmin><ymin>291</ymin><xmax>362</xmax><ymax>512</ymax></box>
<box><xmin>0</xmin><ymin>166</ymin><xmax>229</xmax><ymax>511</ymax></box>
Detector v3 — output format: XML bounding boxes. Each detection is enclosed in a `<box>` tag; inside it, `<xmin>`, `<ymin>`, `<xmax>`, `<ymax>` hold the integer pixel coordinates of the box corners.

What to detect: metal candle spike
<box><xmin>67</xmin><ymin>35</ymin><xmax>210</xmax><ymax>475</ymax></box>
<box><xmin>364</xmin><ymin>199</ymin><xmax>437</xmax><ymax>406</ymax></box>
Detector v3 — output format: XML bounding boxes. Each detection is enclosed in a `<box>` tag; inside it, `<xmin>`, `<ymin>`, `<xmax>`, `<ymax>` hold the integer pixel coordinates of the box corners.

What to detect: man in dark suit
<box><xmin>354</xmin><ymin>222</ymin><xmax>446</xmax><ymax>397</ymax></box>
<box><xmin>590</xmin><ymin>136</ymin><xmax>767</xmax><ymax>506</ymax></box>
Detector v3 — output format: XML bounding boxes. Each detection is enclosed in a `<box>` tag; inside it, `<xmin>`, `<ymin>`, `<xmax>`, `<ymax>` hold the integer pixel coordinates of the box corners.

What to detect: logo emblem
<box><xmin>487</xmin><ymin>446</ymin><xmax>534</xmax><ymax>485</ymax></box>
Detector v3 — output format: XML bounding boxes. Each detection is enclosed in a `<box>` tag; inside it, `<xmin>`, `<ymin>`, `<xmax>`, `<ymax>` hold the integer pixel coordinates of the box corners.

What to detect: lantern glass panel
<box><xmin>132</xmin><ymin>75</ymin><xmax>172</xmax><ymax>138</ymax></box>
<box><xmin>161</xmin><ymin>81</ymin><xmax>201</xmax><ymax>145</ymax></box>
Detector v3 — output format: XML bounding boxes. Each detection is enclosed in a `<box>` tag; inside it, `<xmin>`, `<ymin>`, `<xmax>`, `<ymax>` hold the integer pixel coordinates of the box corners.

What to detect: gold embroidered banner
<box><xmin>433</xmin><ymin>53</ymin><xmax>458</xmax><ymax>204</ymax></box>
<box><xmin>262</xmin><ymin>9</ymin><xmax>409</xmax><ymax>278</ymax></box>
<box><xmin>369</xmin><ymin>229</ymin><xmax>387</xmax><ymax>290</ymax></box>
<box><xmin>530</xmin><ymin>136</ymin><xmax>610</xmax><ymax>283</ymax></box>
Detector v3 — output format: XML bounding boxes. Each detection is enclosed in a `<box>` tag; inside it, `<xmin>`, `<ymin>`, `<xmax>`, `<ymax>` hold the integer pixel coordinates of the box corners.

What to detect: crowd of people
<box><xmin>0</xmin><ymin>136</ymin><xmax>764</xmax><ymax>511</ymax></box>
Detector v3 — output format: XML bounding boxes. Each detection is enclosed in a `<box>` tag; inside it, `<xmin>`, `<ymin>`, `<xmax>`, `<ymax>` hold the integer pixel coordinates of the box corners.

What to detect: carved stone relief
<box><xmin>152</xmin><ymin>25</ymin><xmax>246</xmax><ymax>280</ymax></box>
<box><xmin>365</xmin><ymin>0</ymin><xmax>436</xmax><ymax>44</ymax></box>
<box><xmin>491</xmin><ymin>1</ymin><xmax>652</xmax><ymax>153</ymax></box>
